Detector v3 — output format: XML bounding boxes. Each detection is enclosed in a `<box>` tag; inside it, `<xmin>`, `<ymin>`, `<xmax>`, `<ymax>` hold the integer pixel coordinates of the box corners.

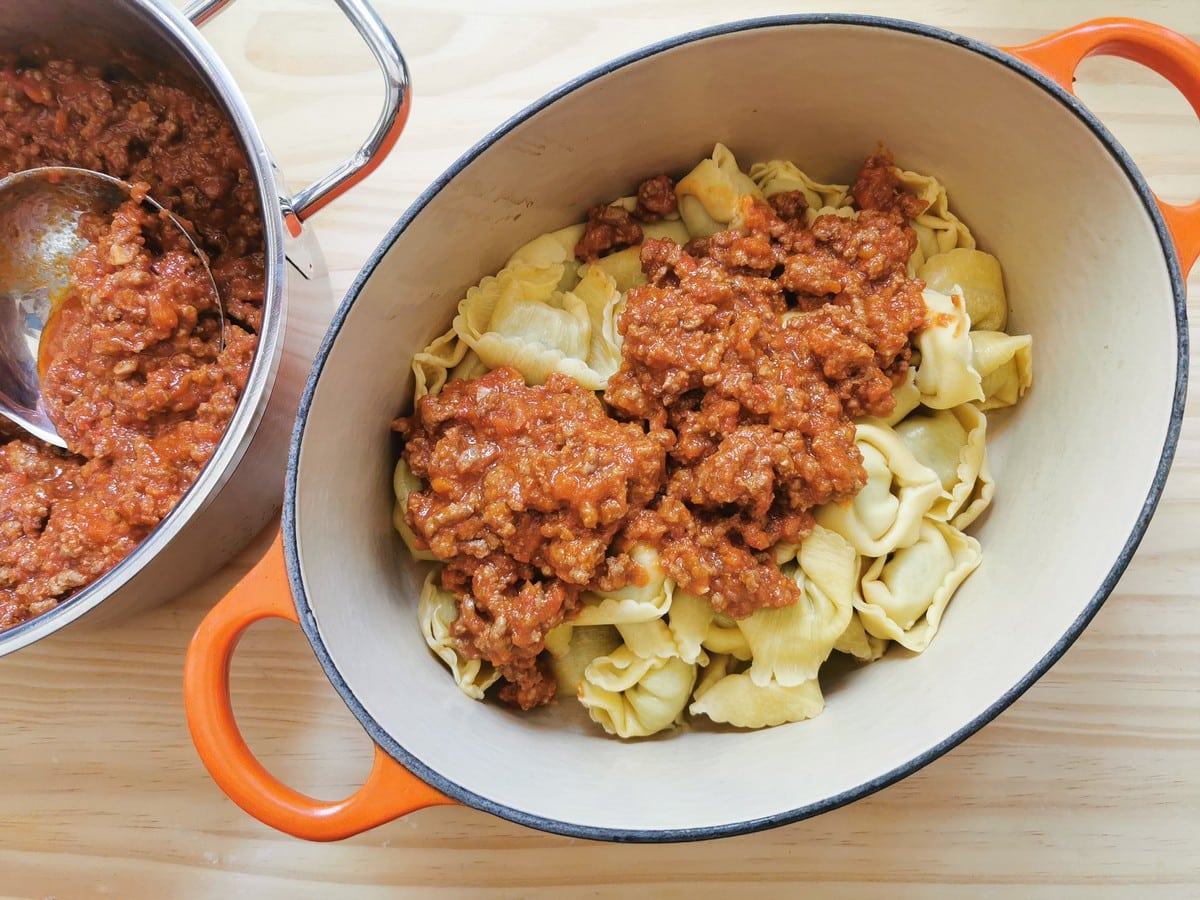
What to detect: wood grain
<box><xmin>2</xmin><ymin>1</ymin><xmax>1198</xmax><ymax>896</ymax></box>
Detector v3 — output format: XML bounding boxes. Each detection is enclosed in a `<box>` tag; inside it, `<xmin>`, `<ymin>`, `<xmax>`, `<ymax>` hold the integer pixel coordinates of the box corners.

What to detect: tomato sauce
<box><xmin>0</xmin><ymin>52</ymin><xmax>264</xmax><ymax>629</ymax></box>
<box><xmin>397</xmin><ymin>152</ymin><xmax>929</xmax><ymax>707</ymax></box>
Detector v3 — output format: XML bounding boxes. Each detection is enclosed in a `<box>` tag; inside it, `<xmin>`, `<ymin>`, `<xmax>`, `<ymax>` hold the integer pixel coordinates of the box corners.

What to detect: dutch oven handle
<box><xmin>186</xmin><ymin>0</ymin><xmax>411</xmax><ymax>228</ymax></box>
<box><xmin>183</xmin><ymin>528</ymin><xmax>456</xmax><ymax>841</ymax></box>
<box><xmin>1005</xmin><ymin>17</ymin><xmax>1200</xmax><ymax>276</ymax></box>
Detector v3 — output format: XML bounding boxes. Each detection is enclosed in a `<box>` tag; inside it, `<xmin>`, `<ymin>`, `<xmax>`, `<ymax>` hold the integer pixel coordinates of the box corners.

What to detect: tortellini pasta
<box><xmin>919</xmin><ymin>247</ymin><xmax>1008</xmax><ymax>332</ymax></box>
<box><xmin>748</xmin><ymin>158</ymin><xmax>853</xmax><ymax>225</ymax></box>
<box><xmin>736</xmin><ymin>526</ymin><xmax>857</xmax><ymax>687</ymax></box>
<box><xmin>400</xmin><ymin>145</ymin><xmax>1033</xmax><ymax>739</ymax></box>
<box><xmin>506</xmin><ymin>223</ymin><xmax>587</xmax><ymax>292</ymax></box>
<box><xmin>856</xmin><ymin>519</ymin><xmax>983</xmax><ymax>652</ymax></box>
<box><xmin>573</xmin><ymin>544</ymin><xmax>673</xmax><ymax>626</ymax></box>
<box><xmin>545</xmin><ymin>624</ymin><xmax>623</xmax><ymax>697</ymax></box>
<box><xmin>615</xmin><ymin>619</ymin><xmax>685</xmax><ymax>662</ymax></box>
<box><xmin>418</xmin><ymin>572</ymin><xmax>501</xmax><ymax>699</ymax></box>
<box><xmin>814</xmin><ymin>420</ymin><xmax>943</xmax><ymax>557</ymax></box>
<box><xmin>578</xmin><ymin>646</ymin><xmax>697</xmax><ymax>738</ymax></box>
<box><xmin>688</xmin><ymin>655</ymin><xmax>826</xmax><ymax>729</ymax></box>
<box><xmin>971</xmin><ymin>331</ymin><xmax>1034</xmax><ymax>410</ymax></box>
<box><xmin>834</xmin><ymin>611</ymin><xmax>889</xmax><ymax>663</ymax></box>
<box><xmin>913</xmin><ymin>287</ymin><xmax>986</xmax><ymax>409</ymax></box>
<box><xmin>675</xmin><ymin>142</ymin><xmax>763</xmax><ymax>237</ymax></box>
<box><xmin>411</xmin><ymin>325</ymin><xmax>470</xmax><ymax>401</ymax></box>
<box><xmin>894</xmin><ymin>166</ymin><xmax>977</xmax><ymax>274</ymax></box>
<box><xmin>893</xmin><ymin>404</ymin><xmax>993</xmax><ymax>528</ymax></box>
<box><xmin>455</xmin><ymin>262</ymin><xmax>623</xmax><ymax>390</ymax></box>
<box><xmin>666</xmin><ymin>590</ymin><xmax>751</xmax><ymax>664</ymax></box>
<box><xmin>883</xmin><ymin>367</ymin><xmax>921</xmax><ymax>426</ymax></box>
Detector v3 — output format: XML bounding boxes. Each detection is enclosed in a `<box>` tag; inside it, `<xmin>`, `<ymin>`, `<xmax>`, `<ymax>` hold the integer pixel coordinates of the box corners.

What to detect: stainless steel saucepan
<box><xmin>0</xmin><ymin>0</ymin><xmax>409</xmax><ymax>654</ymax></box>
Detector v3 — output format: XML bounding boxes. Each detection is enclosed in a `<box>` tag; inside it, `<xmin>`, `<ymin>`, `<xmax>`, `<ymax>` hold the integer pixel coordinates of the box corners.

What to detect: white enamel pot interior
<box><xmin>285</xmin><ymin>16</ymin><xmax>1189</xmax><ymax>839</ymax></box>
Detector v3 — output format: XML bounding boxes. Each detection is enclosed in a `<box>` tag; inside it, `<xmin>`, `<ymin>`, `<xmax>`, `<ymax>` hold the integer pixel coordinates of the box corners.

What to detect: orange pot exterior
<box><xmin>182</xmin><ymin>527</ymin><xmax>455</xmax><ymax>841</ymax></box>
<box><xmin>1005</xmin><ymin>17</ymin><xmax>1200</xmax><ymax>276</ymax></box>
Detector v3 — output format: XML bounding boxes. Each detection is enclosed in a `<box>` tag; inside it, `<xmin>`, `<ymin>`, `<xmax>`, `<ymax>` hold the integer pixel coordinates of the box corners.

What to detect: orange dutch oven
<box><xmin>185</xmin><ymin>15</ymin><xmax>1196</xmax><ymax>842</ymax></box>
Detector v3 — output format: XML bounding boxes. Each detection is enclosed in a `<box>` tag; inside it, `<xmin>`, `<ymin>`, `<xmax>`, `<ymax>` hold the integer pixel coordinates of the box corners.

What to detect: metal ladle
<box><xmin>0</xmin><ymin>166</ymin><xmax>223</xmax><ymax>449</ymax></box>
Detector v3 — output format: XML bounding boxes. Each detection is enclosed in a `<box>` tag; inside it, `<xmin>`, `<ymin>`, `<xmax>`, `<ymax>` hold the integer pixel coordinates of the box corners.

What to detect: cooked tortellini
<box><xmin>857</xmin><ymin>518</ymin><xmax>983</xmax><ymax>652</ymax></box>
<box><xmin>893</xmin><ymin>404</ymin><xmax>993</xmax><ymax>528</ymax></box>
<box><xmin>454</xmin><ymin>261</ymin><xmax>623</xmax><ymax>391</ymax></box>
<box><xmin>545</xmin><ymin>624</ymin><xmax>623</xmax><ymax>697</ymax></box>
<box><xmin>399</xmin><ymin>145</ymin><xmax>1033</xmax><ymax>739</ymax></box>
<box><xmin>814</xmin><ymin>420</ymin><xmax>943</xmax><ymax>557</ymax></box>
<box><xmin>736</xmin><ymin>525</ymin><xmax>858</xmax><ymax>687</ymax></box>
<box><xmin>506</xmin><ymin>223</ymin><xmax>587</xmax><ymax>292</ymax></box>
<box><xmin>971</xmin><ymin>330</ymin><xmax>1034</xmax><ymax>410</ymax></box>
<box><xmin>665</xmin><ymin>589</ymin><xmax>756</xmax><ymax>665</ymax></box>
<box><xmin>884</xmin><ymin>367</ymin><xmax>922</xmax><ymax>426</ymax></box>
<box><xmin>748</xmin><ymin>158</ymin><xmax>853</xmax><ymax>225</ymax></box>
<box><xmin>914</xmin><ymin>287</ymin><xmax>986</xmax><ymax>409</ymax></box>
<box><xmin>894</xmin><ymin>166</ymin><xmax>977</xmax><ymax>274</ymax></box>
<box><xmin>411</xmin><ymin>325</ymin><xmax>471</xmax><ymax>401</ymax></box>
<box><xmin>689</xmin><ymin>654</ymin><xmax>826</xmax><ymax>729</ymax></box>
<box><xmin>417</xmin><ymin>572</ymin><xmax>501</xmax><ymax>699</ymax></box>
<box><xmin>573</xmin><ymin>544</ymin><xmax>672</xmax><ymax>626</ymax></box>
<box><xmin>834</xmin><ymin>611</ymin><xmax>889</xmax><ymax>662</ymax></box>
<box><xmin>919</xmin><ymin>247</ymin><xmax>1008</xmax><ymax>332</ymax></box>
<box><xmin>578</xmin><ymin>646</ymin><xmax>697</xmax><ymax>738</ymax></box>
<box><xmin>675</xmin><ymin>142</ymin><xmax>763</xmax><ymax>237</ymax></box>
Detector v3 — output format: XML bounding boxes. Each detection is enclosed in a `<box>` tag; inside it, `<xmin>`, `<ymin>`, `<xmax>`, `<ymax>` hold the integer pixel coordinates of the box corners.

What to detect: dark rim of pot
<box><xmin>283</xmin><ymin>13</ymin><xmax>1190</xmax><ymax>843</ymax></box>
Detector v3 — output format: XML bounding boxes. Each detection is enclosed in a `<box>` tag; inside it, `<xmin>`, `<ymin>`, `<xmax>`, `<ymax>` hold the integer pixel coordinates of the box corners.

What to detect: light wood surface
<box><xmin>3</xmin><ymin>1</ymin><xmax>1199</xmax><ymax>896</ymax></box>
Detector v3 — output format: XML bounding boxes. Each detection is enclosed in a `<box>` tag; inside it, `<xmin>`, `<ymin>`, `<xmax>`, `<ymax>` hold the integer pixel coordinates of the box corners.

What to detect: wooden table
<box><xmin>3</xmin><ymin>1</ymin><xmax>1198</xmax><ymax>896</ymax></box>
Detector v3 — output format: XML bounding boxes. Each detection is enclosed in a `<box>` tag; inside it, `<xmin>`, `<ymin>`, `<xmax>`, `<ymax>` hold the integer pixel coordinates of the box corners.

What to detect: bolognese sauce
<box><xmin>396</xmin><ymin>151</ymin><xmax>929</xmax><ymax>708</ymax></box>
<box><xmin>396</xmin><ymin>367</ymin><xmax>668</xmax><ymax>709</ymax></box>
<box><xmin>0</xmin><ymin>52</ymin><xmax>264</xmax><ymax>630</ymax></box>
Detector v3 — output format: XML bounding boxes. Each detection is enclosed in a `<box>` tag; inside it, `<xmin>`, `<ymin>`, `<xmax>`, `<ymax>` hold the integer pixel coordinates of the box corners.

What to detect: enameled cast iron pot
<box><xmin>186</xmin><ymin>15</ymin><xmax>1195</xmax><ymax>842</ymax></box>
<box><xmin>0</xmin><ymin>0</ymin><xmax>409</xmax><ymax>654</ymax></box>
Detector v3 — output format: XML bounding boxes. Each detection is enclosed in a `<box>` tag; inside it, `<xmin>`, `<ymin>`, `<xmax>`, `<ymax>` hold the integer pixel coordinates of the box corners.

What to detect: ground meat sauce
<box><xmin>0</xmin><ymin>52</ymin><xmax>264</xmax><ymax>630</ymax></box>
<box><xmin>574</xmin><ymin>203</ymin><xmax>644</xmax><ymax>263</ymax></box>
<box><xmin>396</xmin><ymin>368</ymin><xmax>668</xmax><ymax>709</ymax></box>
<box><xmin>397</xmin><ymin>151</ymin><xmax>928</xmax><ymax>708</ymax></box>
<box><xmin>634</xmin><ymin>173</ymin><xmax>678</xmax><ymax>221</ymax></box>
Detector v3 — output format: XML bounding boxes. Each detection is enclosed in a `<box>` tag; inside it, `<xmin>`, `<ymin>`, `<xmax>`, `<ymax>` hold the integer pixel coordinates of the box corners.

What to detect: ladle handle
<box><xmin>1005</xmin><ymin>17</ymin><xmax>1200</xmax><ymax>276</ymax></box>
<box><xmin>186</xmin><ymin>0</ymin><xmax>410</xmax><ymax>226</ymax></box>
<box><xmin>183</xmin><ymin>528</ymin><xmax>454</xmax><ymax>841</ymax></box>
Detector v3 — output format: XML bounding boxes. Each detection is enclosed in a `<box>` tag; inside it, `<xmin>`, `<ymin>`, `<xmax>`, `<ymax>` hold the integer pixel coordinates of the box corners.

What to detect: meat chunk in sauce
<box><xmin>634</xmin><ymin>174</ymin><xmax>678</xmax><ymax>221</ymax></box>
<box><xmin>852</xmin><ymin>149</ymin><xmax>930</xmax><ymax>219</ymax></box>
<box><xmin>574</xmin><ymin>174</ymin><xmax>678</xmax><ymax>262</ymax></box>
<box><xmin>574</xmin><ymin>203</ymin><xmax>643</xmax><ymax>263</ymax></box>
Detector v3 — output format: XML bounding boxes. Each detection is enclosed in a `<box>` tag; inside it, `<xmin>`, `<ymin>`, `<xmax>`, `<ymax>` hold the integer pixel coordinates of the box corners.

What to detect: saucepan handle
<box><xmin>183</xmin><ymin>528</ymin><xmax>454</xmax><ymax>841</ymax></box>
<box><xmin>1005</xmin><ymin>17</ymin><xmax>1200</xmax><ymax>276</ymax></box>
<box><xmin>185</xmin><ymin>0</ymin><xmax>411</xmax><ymax>224</ymax></box>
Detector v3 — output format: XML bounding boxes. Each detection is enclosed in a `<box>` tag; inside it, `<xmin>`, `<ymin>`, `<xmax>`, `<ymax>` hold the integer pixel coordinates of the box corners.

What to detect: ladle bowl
<box><xmin>0</xmin><ymin>165</ymin><xmax>222</xmax><ymax>449</ymax></box>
